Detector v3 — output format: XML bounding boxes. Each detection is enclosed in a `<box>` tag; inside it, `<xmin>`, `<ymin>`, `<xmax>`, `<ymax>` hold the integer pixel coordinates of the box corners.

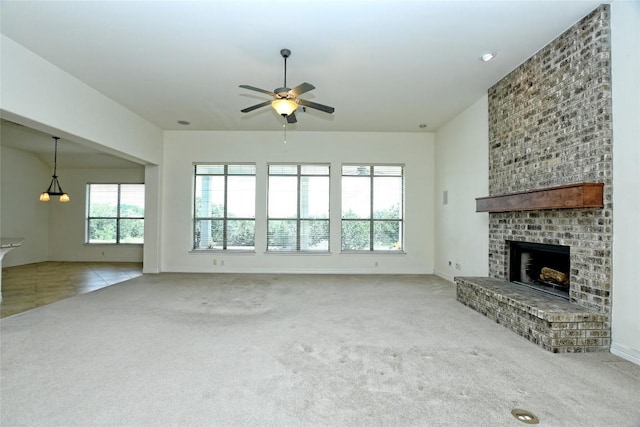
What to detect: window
<box><xmin>86</xmin><ymin>184</ymin><xmax>145</xmax><ymax>244</ymax></box>
<box><xmin>267</xmin><ymin>164</ymin><xmax>330</xmax><ymax>252</ymax></box>
<box><xmin>341</xmin><ymin>165</ymin><xmax>404</xmax><ymax>252</ymax></box>
<box><xmin>193</xmin><ymin>164</ymin><xmax>256</xmax><ymax>250</ymax></box>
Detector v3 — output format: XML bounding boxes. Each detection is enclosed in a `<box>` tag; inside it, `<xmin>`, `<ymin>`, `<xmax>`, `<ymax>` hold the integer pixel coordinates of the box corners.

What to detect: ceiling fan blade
<box><xmin>297</xmin><ymin>99</ymin><xmax>335</xmax><ymax>114</ymax></box>
<box><xmin>241</xmin><ymin>100</ymin><xmax>272</xmax><ymax>113</ymax></box>
<box><xmin>239</xmin><ymin>85</ymin><xmax>276</xmax><ymax>96</ymax></box>
<box><xmin>286</xmin><ymin>112</ymin><xmax>297</xmax><ymax>124</ymax></box>
<box><xmin>289</xmin><ymin>82</ymin><xmax>315</xmax><ymax>97</ymax></box>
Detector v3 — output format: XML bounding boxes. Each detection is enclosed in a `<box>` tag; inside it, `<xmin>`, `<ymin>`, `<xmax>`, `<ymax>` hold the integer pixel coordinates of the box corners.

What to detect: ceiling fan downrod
<box><xmin>281</xmin><ymin>48</ymin><xmax>291</xmax><ymax>89</ymax></box>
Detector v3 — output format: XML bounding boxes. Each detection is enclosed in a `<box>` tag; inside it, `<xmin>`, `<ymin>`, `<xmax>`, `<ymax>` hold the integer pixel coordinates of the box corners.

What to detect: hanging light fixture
<box><xmin>39</xmin><ymin>136</ymin><xmax>70</xmax><ymax>202</ymax></box>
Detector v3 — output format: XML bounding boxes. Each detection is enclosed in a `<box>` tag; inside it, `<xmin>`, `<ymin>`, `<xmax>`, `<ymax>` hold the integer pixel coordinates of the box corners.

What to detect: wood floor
<box><xmin>0</xmin><ymin>262</ymin><xmax>143</xmax><ymax>318</ymax></box>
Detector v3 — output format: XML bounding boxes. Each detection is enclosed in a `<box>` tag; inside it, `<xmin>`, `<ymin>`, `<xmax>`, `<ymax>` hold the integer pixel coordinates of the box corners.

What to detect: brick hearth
<box><xmin>456</xmin><ymin>277</ymin><xmax>609</xmax><ymax>353</ymax></box>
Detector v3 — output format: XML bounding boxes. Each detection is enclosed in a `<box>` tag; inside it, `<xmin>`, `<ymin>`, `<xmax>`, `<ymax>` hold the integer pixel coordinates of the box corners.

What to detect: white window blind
<box><xmin>341</xmin><ymin>165</ymin><xmax>404</xmax><ymax>251</ymax></box>
<box><xmin>193</xmin><ymin>164</ymin><xmax>256</xmax><ymax>250</ymax></box>
<box><xmin>267</xmin><ymin>164</ymin><xmax>330</xmax><ymax>252</ymax></box>
<box><xmin>86</xmin><ymin>184</ymin><xmax>145</xmax><ymax>244</ymax></box>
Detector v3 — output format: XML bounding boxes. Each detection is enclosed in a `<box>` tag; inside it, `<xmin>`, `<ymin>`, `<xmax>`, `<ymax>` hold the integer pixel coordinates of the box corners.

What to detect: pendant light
<box><xmin>39</xmin><ymin>136</ymin><xmax>70</xmax><ymax>202</ymax></box>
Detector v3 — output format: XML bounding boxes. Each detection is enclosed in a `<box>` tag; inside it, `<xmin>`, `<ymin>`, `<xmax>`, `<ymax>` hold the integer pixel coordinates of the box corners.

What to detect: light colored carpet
<box><xmin>1</xmin><ymin>273</ymin><xmax>639</xmax><ymax>426</ymax></box>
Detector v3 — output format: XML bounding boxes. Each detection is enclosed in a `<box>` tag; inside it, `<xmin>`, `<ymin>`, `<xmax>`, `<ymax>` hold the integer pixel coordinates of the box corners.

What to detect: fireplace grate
<box><xmin>512</xmin><ymin>280</ymin><xmax>570</xmax><ymax>300</ymax></box>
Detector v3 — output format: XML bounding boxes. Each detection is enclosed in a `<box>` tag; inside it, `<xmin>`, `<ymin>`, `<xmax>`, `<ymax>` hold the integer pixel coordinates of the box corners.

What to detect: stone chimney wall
<box><xmin>487</xmin><ymin>5</ymin><xmax>613</xmax><ymax>314</ymax></box>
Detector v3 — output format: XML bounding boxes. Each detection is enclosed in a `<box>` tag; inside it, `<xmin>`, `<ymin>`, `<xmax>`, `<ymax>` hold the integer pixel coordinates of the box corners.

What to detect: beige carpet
<box><xmin>1</xmin><ymin>273</ymin><xmax>639</xmax><ymax>426</ymax></box>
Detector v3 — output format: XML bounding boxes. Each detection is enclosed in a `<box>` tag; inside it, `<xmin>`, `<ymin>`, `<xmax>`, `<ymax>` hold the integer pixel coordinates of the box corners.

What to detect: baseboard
<box><xmin>434</xmin><ymin>271</ymin><xmax>454</xmax><ymax>283</ymax></box>
<box><xmin>610</xmin><ymin>342</ymin><xmax>640</xmax><ymax>366</ymax></box>
<box><xmin>162</xmin><ymin>266</ymin><xmax>431</xmax><ymax>275</ymax></box>
<box><xmin>49</xmin><ymin>257</ymin><xmax>143</xmax><ymax>263</ymax></box>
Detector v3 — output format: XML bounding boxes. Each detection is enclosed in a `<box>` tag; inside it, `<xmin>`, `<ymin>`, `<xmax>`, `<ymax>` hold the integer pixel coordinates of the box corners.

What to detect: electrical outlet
<box><xmin>220</xmin><ymin>260</ymin><xmax>224</xmax><ymax>266</ymax></box>
<box><xmin>374</xmin><ymin>261</ymin><xmax>379</xmax><ymax>267</ymax></box>
<box><xmin>455</xmin><ymin>263</ymin><xmax>461</xmax><ymax>270</ymax></box>
<box><xmin>213</xmin><ymin>259</ymin><xmax>217</xmax><ymax>265</ymax></box>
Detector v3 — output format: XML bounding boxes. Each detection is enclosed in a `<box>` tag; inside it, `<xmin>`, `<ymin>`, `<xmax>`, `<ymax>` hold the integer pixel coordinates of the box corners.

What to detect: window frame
<box><xmin>341</xmin><ymin>164</ymin><xmax>405</xmax><ymax>253</ymax></box>
<box><xmin>85</xmin><ymin>183</ymin><xmax>145</xmax><ymax>245</ymax></box>
<box><xmin>192</xmin><ymin>163</ymin><xmax>256</xmax><ymax>251</ymax></box>
<box><xmin>267</xmin><ymin>163</ymin><xmax>331</xmax><ymax>253</ymax></box>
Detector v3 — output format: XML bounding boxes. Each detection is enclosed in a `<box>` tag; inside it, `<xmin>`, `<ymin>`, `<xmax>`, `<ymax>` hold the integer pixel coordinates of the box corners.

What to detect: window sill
<box><xmin>189</xmin><ymin>249</ymin><xmax>256</xmax><ymax>255</ymax></box>
<box><xmin>265</xmin><ymin>251</ymin><xmax>332</xmax><ymax>255</ymax></box>
<box><xmin>84</xmin><ymin>243</ymin><xmax>143</xmax><ymax>246</ymax></box>
<box><xmin>341</xmin><ymin>250</ymin><xmax>406</xmax><ymax>255</ymax></box>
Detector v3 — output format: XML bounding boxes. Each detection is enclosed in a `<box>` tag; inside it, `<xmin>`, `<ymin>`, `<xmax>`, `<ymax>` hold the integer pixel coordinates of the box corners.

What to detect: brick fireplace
<box><xmin>456</xmin><ymin>5</ymin><xmax>613</xmax><ymax>353</ymax></box>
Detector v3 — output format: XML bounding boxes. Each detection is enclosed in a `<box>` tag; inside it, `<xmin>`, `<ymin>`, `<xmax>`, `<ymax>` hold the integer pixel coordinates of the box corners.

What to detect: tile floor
<box><xmin>0</xmin><ymin>262</ymin><xmax>142</xmax><ymax>318</ymax></box>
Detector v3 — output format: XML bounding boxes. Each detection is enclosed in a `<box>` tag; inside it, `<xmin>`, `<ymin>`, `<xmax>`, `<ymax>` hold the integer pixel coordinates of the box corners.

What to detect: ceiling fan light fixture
<box><xmin>272</xmin><ymin>99</ymin><xmax>298</xmax><ymax>116</ymax></box>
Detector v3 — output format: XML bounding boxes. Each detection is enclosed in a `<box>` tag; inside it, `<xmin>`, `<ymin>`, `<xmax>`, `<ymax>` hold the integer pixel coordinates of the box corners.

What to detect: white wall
<box><xmin>0</xmin><ymin>35</ymin><xmax>163</xmax><ymax>166</ymax></box>
<box><xmin>434</xmin><ymin>96</ymin><xmax>489</xmax><ymax>282</ymax></box>
<box><xmin>161</xmin><ymin>131</ymin><xmax>434</xmax><ymax>274</ymax></box>
<box><xmin>143</xmin><ymin>165</ymin><xmax>162</xmax><ymax>273</ymax></box>
<box><xmin>0</xmin><ymin>146</ymin><xmax>50</xmax><ymax>266</ymax></box>
<box><xmin>48</xmin><ymin>167</ymin><xmax>145</xmax><ymax>263</ymax></box>
<box><xmin>610</xmin><ymin>1</ymin><xmax>640</xmax><ymax>365</ymax></box>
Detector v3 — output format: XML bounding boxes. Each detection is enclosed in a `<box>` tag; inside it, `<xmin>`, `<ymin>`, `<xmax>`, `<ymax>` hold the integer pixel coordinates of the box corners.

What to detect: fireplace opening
<box><xmin>509</xmin><ymin>241</ymin><xmax>570</xmax><ymax>300</ymax></box>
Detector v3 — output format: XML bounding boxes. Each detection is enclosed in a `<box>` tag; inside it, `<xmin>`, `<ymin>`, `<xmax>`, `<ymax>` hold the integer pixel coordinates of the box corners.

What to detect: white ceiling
<box><xmin>0</xmin><ymin>0</ymin><xmax>603</xmax><ymax>165</ymax></box>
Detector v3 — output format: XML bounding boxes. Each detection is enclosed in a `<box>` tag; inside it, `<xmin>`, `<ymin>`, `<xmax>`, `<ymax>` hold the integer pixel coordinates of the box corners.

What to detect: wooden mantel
<box><xmin>476</xmin><ymin>182</ymin><xmax>604</xmax><ymax>213</ymax></box>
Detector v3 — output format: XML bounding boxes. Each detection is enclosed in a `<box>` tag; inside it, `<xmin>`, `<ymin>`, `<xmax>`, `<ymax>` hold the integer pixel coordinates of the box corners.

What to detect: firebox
<box><xmin>509</xmin><ymin>241</ymin><xmax>570</xmax><ymax>299</ymax></box>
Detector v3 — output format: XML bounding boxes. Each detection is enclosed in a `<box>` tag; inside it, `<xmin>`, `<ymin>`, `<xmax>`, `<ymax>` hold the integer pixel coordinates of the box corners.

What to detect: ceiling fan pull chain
<box><xmin>283</xmin><ymin>118</ymin><xmax>287</xmax><ymax>144</ymax></box>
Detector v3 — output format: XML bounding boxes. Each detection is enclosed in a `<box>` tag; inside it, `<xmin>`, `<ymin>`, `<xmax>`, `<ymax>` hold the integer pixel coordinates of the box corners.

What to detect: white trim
<box><xmin>161</xmin><ymin>266</ymin><xmax>430</xmax><ymax>275</ymax></box>
<box><xmin>434</xmin><ymin>271</ymin><xmax>454</xmax><ymax>283</ymax></box>
<box><xmin>610</xmin><ymin>343</ymin><xmax>640</xmax><ymax>366</ymax></box>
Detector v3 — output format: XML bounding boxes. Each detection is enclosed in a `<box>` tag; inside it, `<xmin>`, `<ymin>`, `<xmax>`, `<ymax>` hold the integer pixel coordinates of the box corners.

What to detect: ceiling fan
<box><xmin>239</xmin><ymin>48</ymin><xmax>335</xmax><ymax>124</ymax></box>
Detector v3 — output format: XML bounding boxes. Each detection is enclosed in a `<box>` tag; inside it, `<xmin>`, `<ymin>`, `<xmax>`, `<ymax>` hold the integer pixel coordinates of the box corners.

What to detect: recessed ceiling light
<box><xmin>481</xmin><ymin>52</ymin><xmax>496</xmax><ymax>62</ymax></box>
<box><xmin>177</xmin><ymin>120</ymin><xmax>190</xmax><ymax>125</ymax></box>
